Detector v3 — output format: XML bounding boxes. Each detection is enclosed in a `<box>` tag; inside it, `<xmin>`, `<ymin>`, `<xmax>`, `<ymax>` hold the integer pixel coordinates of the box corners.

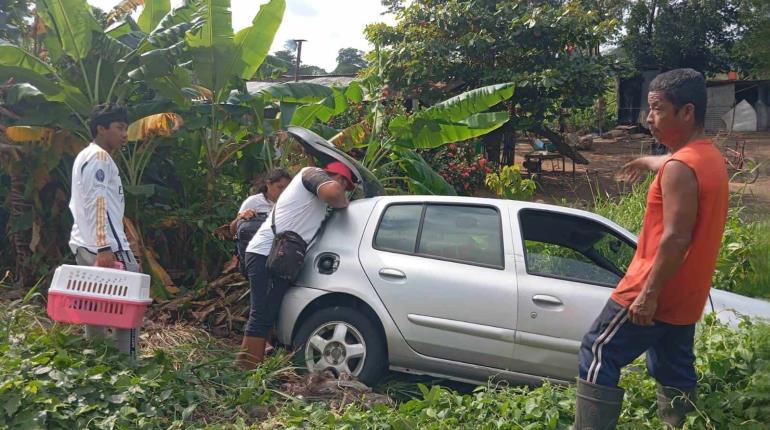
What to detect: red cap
<box><xmin>324</xmin><ymin>161</ymin><xmax>356</xmax><ymax>191</ymax></box>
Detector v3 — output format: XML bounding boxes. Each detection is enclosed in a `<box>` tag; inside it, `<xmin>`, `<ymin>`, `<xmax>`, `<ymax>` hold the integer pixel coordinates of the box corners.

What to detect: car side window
<box><xmin>417</xmin><ymin>205</ymin><xmax>504</xmax><ymax>268</ymax></box>
<box><xmin>519</xmin><ymin>209</ymin><xmax>635</xmax><ymax>287</ymax></box>
<box><xmin>374</xmin><ymin>204</ymin><xmax>422</xmax><ymax>253</ymax></box>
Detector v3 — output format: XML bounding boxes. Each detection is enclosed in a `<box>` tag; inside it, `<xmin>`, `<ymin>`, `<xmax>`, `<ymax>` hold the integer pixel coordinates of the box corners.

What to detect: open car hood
<box><xmin>286</xmin><ymin>126</ymin><xmax>386</xmax><ymax>198</ymax></box>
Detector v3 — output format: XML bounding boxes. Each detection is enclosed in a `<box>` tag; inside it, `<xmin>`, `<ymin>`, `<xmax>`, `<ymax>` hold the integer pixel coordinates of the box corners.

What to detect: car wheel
<box><xmin>292</xmin><ymin>306</ymin><xmax>387</xmax><ymax>386</ymax></box>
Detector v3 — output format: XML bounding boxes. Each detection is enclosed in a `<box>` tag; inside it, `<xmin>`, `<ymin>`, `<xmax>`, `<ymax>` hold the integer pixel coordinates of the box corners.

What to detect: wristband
<box><xmin>97</xmin><ymin>246</ymin><xmax>112</xmax><ymax>254</ymax></box>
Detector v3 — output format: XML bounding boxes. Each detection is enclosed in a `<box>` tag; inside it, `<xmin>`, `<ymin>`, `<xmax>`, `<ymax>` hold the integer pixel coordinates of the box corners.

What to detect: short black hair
<box><xmin>258</xmin><ymin>168</ymin><xmax>292</xmax><ymax>194</ymax></box>
<box><xmin>649</xmin><ymin>68</ymin><xmax>707</xmax><ymax>127</ymax></box>
<box><xmin>90</xmin><ymin>103</ymin><xmax>129</xmax><ymax>138</ymax></box>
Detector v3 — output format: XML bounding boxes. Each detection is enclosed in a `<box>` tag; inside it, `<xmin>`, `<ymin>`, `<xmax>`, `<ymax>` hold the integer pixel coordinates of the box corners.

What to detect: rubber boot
<box><xmin>234</xmin><ymin>336</ymin><xmax>267</xmax><ymax>370</ymax></box>
<box><xmin>573</xmin><ymin>378</ymin><xmax>625</xmax><ymax>430</ymax></box>
<box><xmin>657</xmin><ymin>385</ymin><xmax>696</xmax><ymax>428</ymax></box>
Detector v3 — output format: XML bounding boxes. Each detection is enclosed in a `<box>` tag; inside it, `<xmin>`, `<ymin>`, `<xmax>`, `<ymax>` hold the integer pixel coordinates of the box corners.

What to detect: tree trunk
<box><xmin>482</xmin><ymin>130</ymin><xmax>502</xmax><ymax>165</ymax></box>
<box><xmin>501</xmin><ymin>130</ymin><xmax>516</xmax><ymax>166</ymax></box>
<box><xmin>8</xmin><ymin>166</ymin><xmax>34</xmax><ymax>287</ymax></box>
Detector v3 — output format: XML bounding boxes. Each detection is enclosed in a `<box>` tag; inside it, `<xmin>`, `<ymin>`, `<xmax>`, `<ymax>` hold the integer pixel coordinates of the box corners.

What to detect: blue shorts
<box><xmin>578</xmin><ymin>299</ymin><xmax>697</xmax><ymax>390</ymax></box>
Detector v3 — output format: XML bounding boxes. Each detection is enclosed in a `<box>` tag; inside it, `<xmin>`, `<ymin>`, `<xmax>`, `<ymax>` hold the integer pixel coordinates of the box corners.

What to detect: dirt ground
<box><xmin>509</xmin><ymin>131</ymin><xmax>770</xmax><ymax>217</ymax></box>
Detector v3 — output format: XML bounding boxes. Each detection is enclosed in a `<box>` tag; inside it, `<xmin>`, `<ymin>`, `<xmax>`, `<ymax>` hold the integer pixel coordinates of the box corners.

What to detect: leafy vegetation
<box><xmin>365</xmin><ymin>0</ymin><xmax>625</xmax><ymax>160</ymax></box>
<box><xmin>3</xmin><ymin>289</ymin><xmax>769</xmax><ymax>429</ymax></box>
<box><xmin>485</xmin><ymin>165</ymin><xmax>537</xmax><ymax>201</ymax></box>
<box><xmin>0</xmin><ymin>292</ymin><xmax>292</xmax><ymax>429</ymax></box>
<box><xmin>620</xmin><ymin>0</ymin><xmax>770</xmax><ymax>78</ymax></box>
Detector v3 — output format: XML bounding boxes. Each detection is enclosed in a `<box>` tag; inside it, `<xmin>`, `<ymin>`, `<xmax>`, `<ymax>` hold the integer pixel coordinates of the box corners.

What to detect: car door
<box><xmin>358</xmin><ymin>200</ymin><xmax>518</xmax><ymax>370</ymax></box>
<box><xmin>510</xmin><ymin>207</ymin><xmax>637</xmax><ymax>380</ymax></box>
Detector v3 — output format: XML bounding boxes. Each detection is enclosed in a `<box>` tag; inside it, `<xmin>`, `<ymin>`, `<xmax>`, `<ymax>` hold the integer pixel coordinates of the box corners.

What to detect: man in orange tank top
<box><xmin>573</xmin><ymin>69</ymin><xmax>729</xmax><ymax>429</ymax></box>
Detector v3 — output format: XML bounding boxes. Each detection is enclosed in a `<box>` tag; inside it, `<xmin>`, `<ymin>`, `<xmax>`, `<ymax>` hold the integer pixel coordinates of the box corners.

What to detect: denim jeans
<box><xmin>243</xmin><ymin>252</ymin><xmax>290</xmax><ymax>337</ymax></box>
<box><xmin>74</xmin><ymin>247</ymin><xmax>141</xmax><ymax>359</ymax></box>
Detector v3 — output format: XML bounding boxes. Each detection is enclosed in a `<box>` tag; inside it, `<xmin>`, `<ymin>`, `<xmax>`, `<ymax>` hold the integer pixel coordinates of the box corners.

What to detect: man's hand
<box><xmin>617</xmin><ymin>155</ymin><xmax>671</xmax><ymax>183</ymax></box>
<box><xmin>95</xmin><ymin>250</ymin><xmax>116</xmax><ymax>268</ymax></box>
<box><xmin>628</xmin><ymin>293</ymin><xmax>658</xmax><ymax>326</ymax></box>
<box><xmin>239</xmin><ymin>209</ymin><xmax>257</xmax><ymax>220</ymax></box>
<box><xmin>618</xmin><ymin>158</ymin><xmax>649</xmax><ymax>183</ymax></box>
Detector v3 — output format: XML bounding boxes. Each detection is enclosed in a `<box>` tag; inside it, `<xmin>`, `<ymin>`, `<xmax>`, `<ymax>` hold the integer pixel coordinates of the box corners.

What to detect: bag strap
<box><xmin>270</xmin><ymin>204</ymin><xmax>277</xmax><ymax>235</ymax></box>
<box><xmin>271</xmin><ymin>199</ymin><xmax>331</xmax><ymax>247</ymax></box>
<box><xmin>307</xmin><ymin>208</ymin><xmax>332</xmax><ymax>248</ymax></box>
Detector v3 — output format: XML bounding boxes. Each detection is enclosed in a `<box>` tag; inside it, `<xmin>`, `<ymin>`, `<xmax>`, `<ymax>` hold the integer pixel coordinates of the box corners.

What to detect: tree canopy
<box><xmin>333</xmin><ymin>48</ymin><xmax>367</xmax><ymax>74</ymax></box>
<box><xmin>366</xmin><ymin>0</ymin><xmax>625</xmax><ymax>162</ymax></box>
<box><xmin>619</xmin><ymin>0</ymin><xmax>770</xmax><ymax>77</ymax></box>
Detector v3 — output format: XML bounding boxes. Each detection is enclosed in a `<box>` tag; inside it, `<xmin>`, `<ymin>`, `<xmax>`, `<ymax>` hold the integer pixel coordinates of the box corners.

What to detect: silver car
<box><xmin>276</xmin><ymin>127</ymin><xmax>770</xmax><ymax>386</ymax></box>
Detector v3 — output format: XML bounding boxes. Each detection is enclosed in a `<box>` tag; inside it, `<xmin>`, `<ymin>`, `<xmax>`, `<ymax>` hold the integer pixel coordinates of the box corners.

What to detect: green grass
<box><xmin>2</xmin><ymin>290</ymin><xmax>770</xmax><ymax>429</ymax></box>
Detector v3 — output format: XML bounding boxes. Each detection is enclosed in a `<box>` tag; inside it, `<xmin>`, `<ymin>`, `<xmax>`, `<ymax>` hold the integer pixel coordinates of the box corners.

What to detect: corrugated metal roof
<box><xmin>246</xmin><ymin>76</ymin><xmax>357</xmax><ymax>94</ymax></box>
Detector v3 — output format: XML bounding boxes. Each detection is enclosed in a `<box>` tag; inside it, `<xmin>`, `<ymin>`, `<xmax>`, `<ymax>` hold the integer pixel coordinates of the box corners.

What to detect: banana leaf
<box><xmin>395</xmin><ymin>148</ymin><xmax>456</xmax><ymax>196</ymax></box>
<box><xmin>35</xmin><ymin>0</ymin><xmax>101</xmax><ymax>61</ymax></box>
<box><xmin>137</xmin><ymin>0</ymin><xmax>170</xmax><ymax>33</ymax></box>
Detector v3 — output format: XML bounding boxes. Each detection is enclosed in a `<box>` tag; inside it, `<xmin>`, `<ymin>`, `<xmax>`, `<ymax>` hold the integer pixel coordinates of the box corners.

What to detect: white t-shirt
<box><xmin>247</xmin><ymin>167</ymin><xmax>334</xmax><ymax>256</ymax></box>
<box><xmin>69</xmin><ymin>142</ymin><xmax>130</xmax><ymax>254</ymax></box>
<box><xmin>238</xmin><ymin>193</ymin><xmax>274</xmax><ymax>214</ymax></box>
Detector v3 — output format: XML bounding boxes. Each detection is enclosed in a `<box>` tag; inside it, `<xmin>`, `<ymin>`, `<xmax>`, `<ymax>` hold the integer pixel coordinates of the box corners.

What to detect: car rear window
<box><xmin>417</xmin><ymin>205</ymin><xmax>503</xmax><ymax>268</ymax></box>
<box><xmin>374</xmin><ymin>203</ymin><xmax>504</xmax><ymax>269</ymax></box>
<box><xmin>374</xmin><ymin>204</ymin><xmax>422</xmax><ymax>253</ymax></box>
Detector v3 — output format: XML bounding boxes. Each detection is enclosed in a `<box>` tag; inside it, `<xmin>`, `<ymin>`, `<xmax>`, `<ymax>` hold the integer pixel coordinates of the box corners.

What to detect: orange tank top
<box><xmin>611</xmin><ymin>139</ymin><xmax>729</xmax><ymax>325</ymax></box>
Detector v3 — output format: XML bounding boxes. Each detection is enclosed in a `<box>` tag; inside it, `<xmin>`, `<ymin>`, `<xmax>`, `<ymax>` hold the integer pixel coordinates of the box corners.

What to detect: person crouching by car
<box><xmin>234</xmin><ymin>161</ymin><xmax>355</xmax><ymax>369</ymax></box>
<box><xmin>229</xmin><ymin>168</ymin><xmax>291</xmax><ymax>356</ymax></box>
<box><xmin>230</xmin><ymin>168</ymin><xmax>292</xmax><ymax>271</ymax></box>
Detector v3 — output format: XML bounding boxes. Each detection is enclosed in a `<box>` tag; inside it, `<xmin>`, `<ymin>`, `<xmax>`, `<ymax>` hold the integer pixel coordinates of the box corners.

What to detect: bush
<box><xmin>485</xmin><ymin>165</ymin><xmax>537</xmax><ymax>201</ymax></box>
<box><xmin>423</xmin><ymin>142</ymin><xmax>489</xmax><ymax>196</ymax></box>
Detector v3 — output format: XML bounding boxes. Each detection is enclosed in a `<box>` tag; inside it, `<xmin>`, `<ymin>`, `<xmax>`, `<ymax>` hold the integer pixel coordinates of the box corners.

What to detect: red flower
<box><xmin>479</xmin><ymin>158</ymin><xmax>487</xmax><ymax>168</ymax></box>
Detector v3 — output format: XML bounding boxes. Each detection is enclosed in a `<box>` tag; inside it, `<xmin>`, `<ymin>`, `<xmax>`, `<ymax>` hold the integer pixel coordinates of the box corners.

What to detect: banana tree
<box><xmin>1</xmin><ymin>125</ymin><xmax>82</xmax><ymax>286</ymax></box>
<box><xmin>0</xmin><ymin>0</ymin><xmax>202</xmax><ymax>139</ymax></box>
<box><xmin>125</xmin><ymin>0</ymin><xmax>286</xmax><ymax>280</ymax></box>
<box><xmin>326</xmin><ymin>82</ymin><xmax>516</xmax><ymax>195</ymax></box>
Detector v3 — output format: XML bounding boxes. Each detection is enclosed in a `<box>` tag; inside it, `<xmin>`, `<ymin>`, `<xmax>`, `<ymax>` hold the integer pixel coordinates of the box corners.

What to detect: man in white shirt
<box><xmin>235</xmin><ymin>161</ymin><xmax>353</xmax><ymax>369</ymax></box>
<box><xmin>69</xmin><ymin>103</ymin><xmax>141</xmax><ymax>358</ymax></box>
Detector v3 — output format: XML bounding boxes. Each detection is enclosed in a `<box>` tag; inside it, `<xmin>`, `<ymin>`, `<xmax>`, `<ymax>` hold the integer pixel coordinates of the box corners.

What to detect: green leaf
<box><xmin>186</xmin><ymin>0</ymin><xmax>235</xmax><ymax>98</ymax></box>
<box><xmin>344</xmin><ymin>81</ymin><xmax>364</xmax><ymax>103</ymax></box>
<box><xmin>396</xmin><ymin>148</ymin><xmax>456</xmax><ymax>195</ymax></box>
<box><xmin>105</xmin><ymin>17</ymin><xmax>142</xmax><ymax>39</ymax></box>
<box><xmin>421</xmin><ymin>82</ymin><xmax>514</xmax><ymax>122</ymax></box>
<box><xmin>138</xmin><ymin>0</ymin><xmax>171</xmax><ymax>33</ymax></box>
<box><xmin>0</xmin><ymin>42</ymin><xmax>58</xmax><ymax>76</ymax></box>
<box><xmin>229</xmin><ymin>0</ymin><xmax>285</xmax><ymax>80</ymax></box>
<box><xmin>4</xmin><ymin>394</ymin><xmax>21</xmax><ymax>416</ymax></box>
<box><xmin>290</xmin><ymin>88</ymin><xmax>347</xmax><ymax>128</ymax></box>
<box><xmin>408</xmin><ymin>112</ymin><xmax>509</xmax><ymax>149</ymax></box>
<box><xmin>35</xmin><ymin>0</ymin><xmax>101</xmax><ymax>61</ymax></box>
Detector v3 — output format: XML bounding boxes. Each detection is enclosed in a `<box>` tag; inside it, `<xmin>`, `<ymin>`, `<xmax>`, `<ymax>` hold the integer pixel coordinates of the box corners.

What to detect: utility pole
<box><xmin>292</xmin><ymin>39</ymin><xmax>307</xmax><ymax>82</ymax></box>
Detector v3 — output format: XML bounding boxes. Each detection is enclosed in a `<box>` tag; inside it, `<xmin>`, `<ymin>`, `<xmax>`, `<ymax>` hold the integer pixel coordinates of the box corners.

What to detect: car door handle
<box><xmin>532</xmin><ymin>294</ymin><xmax>563</xmax><ymax>306</ymax></box>
<box><xmin>378</xmin><ymin>268</ymin><xmax>406</xmax><ymax>280</ymax></box>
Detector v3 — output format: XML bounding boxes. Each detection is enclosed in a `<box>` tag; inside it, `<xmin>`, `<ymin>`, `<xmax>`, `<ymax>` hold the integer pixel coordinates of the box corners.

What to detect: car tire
<box><xmin>292</xmin><ymin>306</ymin><xmax>387</xmax><ymax>386</ymax></box>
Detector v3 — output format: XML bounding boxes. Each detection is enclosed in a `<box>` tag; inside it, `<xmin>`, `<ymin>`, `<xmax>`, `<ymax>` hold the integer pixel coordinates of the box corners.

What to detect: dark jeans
<box><xmin>578</xmin><ymin>299</ymin><xmax>697</xmax><ymax>390</ymax></box>
<box><xmin>243</xmin><ymin>252</ymin><xmax>290</xmax><ymax>337</ymax></box>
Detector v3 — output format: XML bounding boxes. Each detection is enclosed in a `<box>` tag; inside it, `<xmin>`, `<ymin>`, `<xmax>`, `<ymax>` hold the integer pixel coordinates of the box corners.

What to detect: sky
<box><xmin>87</xmin><ymin>0</ymin><xmax>396</xmax><ymax>72</ymax></box>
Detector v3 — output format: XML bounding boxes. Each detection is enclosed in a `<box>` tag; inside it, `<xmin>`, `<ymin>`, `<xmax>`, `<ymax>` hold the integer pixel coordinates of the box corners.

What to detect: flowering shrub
<box><xmin>424</xmin><ymin>142</ymin><xmax>490</xmax><ymax>196</ymax></box>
